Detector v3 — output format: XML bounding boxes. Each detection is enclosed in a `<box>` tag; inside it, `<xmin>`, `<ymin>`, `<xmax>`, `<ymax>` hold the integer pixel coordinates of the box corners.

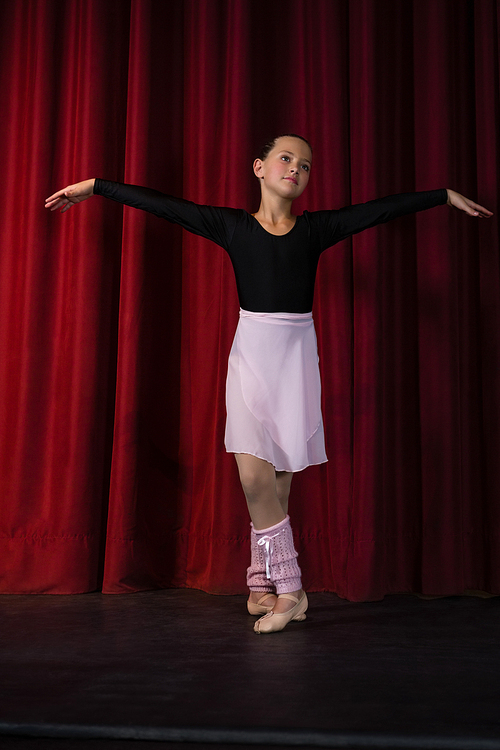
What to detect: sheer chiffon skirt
<box><xmin>224</xmin><ymin>309</ymin><xmax>328</xmax><ymax>472</ymax></box>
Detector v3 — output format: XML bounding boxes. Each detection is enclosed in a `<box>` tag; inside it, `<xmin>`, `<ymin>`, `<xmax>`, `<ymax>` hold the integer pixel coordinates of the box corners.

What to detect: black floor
<box><xmin>0</xmin><ymin>589</ymin><xmax>499</xmax><ymax>750</ymax></box>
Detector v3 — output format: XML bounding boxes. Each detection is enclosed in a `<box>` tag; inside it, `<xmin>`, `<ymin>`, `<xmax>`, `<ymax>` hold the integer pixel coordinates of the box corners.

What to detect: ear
<box><xmin>253</xmin><ymin>158</ymin><xmax>264</xmax><ymax>179</ymax></box>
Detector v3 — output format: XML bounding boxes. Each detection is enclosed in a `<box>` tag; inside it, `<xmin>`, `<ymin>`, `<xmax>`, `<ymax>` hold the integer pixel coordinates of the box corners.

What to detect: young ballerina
<box><xmin>46</xmin><ymin>134</ymin><xmax>492</xmax><ymax>633</ymax></box>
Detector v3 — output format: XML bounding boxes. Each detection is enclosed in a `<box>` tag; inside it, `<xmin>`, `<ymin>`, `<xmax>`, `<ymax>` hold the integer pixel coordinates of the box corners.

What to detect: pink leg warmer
<box><xmin>250</xmin><ymin>515</ymin><xmax>302</xmax><ymax>595</ymax></box>
<box><xmin>247</xmin><ymin>522</ymin><xmax>276</xmax><ymax>592</ymax></box>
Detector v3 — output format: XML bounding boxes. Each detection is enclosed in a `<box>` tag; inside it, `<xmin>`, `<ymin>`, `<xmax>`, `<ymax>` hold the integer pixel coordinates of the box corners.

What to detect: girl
<box><xmin>46</xmin><ymin>134</ymin><xmax>492</xmax><ymax>633</ymax></box>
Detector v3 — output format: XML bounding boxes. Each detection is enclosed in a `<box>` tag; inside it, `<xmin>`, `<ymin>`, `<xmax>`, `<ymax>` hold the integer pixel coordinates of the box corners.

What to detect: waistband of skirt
<box><xmin>239</xmin><ymin>308</ymin><xmax>313</xmax><ymax>325</ymax></box>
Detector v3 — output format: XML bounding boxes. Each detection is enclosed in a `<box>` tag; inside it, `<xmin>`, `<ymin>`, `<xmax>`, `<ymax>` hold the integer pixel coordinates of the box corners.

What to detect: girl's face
<box><xmin>253</xmin><ymin>136</ymin><xmax>312</xmax><ymax>200</ymax></box>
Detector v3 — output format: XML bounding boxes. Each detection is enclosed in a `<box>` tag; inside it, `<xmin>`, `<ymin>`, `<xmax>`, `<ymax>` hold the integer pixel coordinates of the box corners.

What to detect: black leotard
<box><xmin>94</xmin><ymin>179</ymin><xmax>447</xmax><ymax>313</ymax></box>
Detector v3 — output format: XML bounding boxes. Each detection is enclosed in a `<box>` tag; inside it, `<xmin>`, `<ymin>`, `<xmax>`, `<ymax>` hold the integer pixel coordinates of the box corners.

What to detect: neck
<box><xmin>252</xmin><ymin>193</ymin><xmax>294</xmax><ymax>225</ymax></box>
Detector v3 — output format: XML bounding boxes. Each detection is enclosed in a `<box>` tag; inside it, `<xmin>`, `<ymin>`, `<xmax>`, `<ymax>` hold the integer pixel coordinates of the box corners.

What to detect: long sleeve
<box><xmin>93</xmin><ymin>178</ymin><xmax>239</xmax><ymax>250</ymax></box>
<box><xmin>314</xmin><ymin>188</ymin><xmax>448</xmax><ymax>252</ymax></box>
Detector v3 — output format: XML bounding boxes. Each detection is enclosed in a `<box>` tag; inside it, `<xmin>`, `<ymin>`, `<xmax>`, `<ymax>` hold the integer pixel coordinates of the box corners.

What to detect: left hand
<box><xmin>446</xmin><ymin>189</ymin><xmax>493</xmax><ymax>218</ymax></box>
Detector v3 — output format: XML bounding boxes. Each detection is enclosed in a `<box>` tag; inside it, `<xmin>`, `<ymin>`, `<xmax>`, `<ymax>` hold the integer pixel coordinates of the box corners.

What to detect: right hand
<box><xmin>45</xmin><ymin>178</ymin><xmax>96</xmax><ymax>213</ymax></box>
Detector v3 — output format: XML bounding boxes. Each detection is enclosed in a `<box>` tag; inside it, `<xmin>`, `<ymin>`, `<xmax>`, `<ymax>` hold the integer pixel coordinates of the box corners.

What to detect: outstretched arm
<box><xmin>320</xmin><ymin>188</ymin><xmax>493</xmax><ymax>250</ymax></box>
<box><xmin>45</xmin><ymin>179</ymin><xmax>96</xmax><ymax>212</ymax></box>
<box><xmin>446</xmin><ymin>189</ymin><xmax>493</xmax><ymax>218</ymax></box>
<box><xmin>45</xmin><ymin>178</ymin><xmax>238</xmax><ymax>249</ymax></box>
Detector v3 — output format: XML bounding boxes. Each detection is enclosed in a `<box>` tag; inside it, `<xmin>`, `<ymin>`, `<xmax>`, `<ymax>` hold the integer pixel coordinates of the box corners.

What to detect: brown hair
<box><xmin>257</xmin><ymin>133</ymin><xmax>313</xmax><ymax>161</ymax></box>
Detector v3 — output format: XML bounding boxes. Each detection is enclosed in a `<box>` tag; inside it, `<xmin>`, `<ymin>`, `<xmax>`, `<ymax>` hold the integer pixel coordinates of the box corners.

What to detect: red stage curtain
<box><xmin>0</xmin><ymin>0</ymin><xmax>498</xmax><ymax>600</ymax></box>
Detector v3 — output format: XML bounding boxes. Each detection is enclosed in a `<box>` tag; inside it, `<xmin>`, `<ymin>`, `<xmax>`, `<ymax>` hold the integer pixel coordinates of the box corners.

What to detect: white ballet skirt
<box><xmin>224</xmin><ymin>309</ymin><xmax>328</xmax><ymax>472</ymax></box>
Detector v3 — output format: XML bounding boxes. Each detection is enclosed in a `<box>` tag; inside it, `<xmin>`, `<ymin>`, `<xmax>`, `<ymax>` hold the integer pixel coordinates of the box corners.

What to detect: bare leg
<box><xmin>235</xmin><ymin>453</ymin><xmax>285</xmax><ymax>529</ymax></box>
<box><xmin>235</xmin><ymin>454</ymin><xmax>302</xmax><ymax>614</ymax></box>
<box><xmin>276</xmin><ymin>470</ymin><xmax>293</xmax><ymax>516</ymax></box>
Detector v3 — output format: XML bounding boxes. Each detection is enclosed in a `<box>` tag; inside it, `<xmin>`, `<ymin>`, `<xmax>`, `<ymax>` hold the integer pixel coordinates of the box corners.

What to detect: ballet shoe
<box><xmin>253</xmin><ymin>592</ymin><xmax>308</xmax><ymax>634</ymax></box>
<box><xmin>247</xmin><ymin>593</ymin><xmax>278</xmax><ymax>615</ymax></box>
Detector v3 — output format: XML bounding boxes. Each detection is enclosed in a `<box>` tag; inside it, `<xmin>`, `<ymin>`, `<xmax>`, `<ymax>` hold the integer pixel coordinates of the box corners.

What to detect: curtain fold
<box><xmin>0</xmin><ymin>0</ymin><xmax>498</xmax><ymax>600</ymax></box>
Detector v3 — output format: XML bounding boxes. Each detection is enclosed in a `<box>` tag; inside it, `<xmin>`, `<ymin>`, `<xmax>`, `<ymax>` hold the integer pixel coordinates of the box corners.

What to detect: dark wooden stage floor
<box><xmin>0</xmin><ymin>589</ymin><xmax>499</xmax><ymax>750</ymax></box>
